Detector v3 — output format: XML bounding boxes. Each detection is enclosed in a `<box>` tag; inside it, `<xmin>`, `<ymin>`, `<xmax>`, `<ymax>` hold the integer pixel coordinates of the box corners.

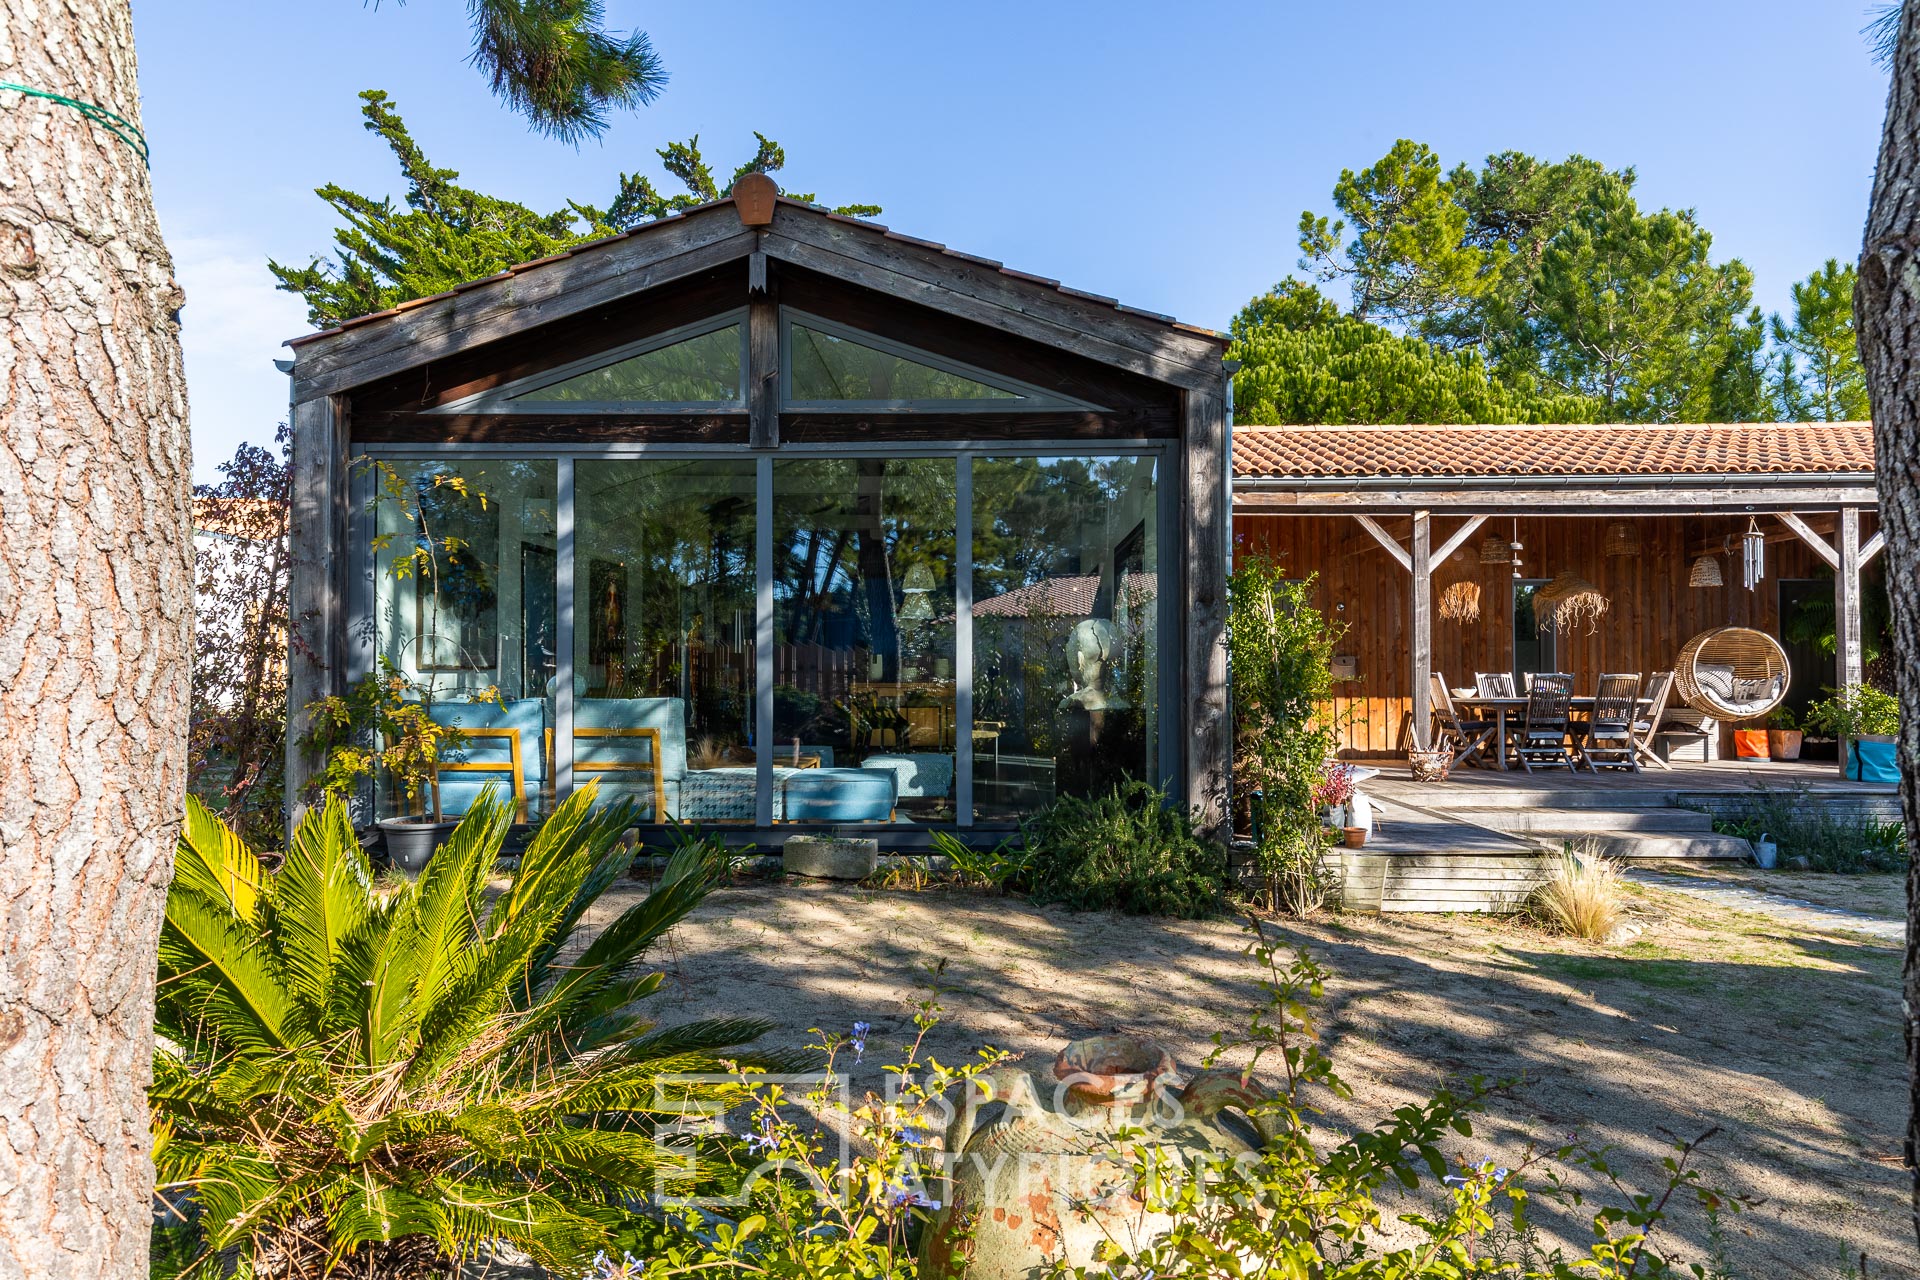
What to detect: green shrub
<box><xmin>1714</xmin><ymin>785</ymin><xmax>1907</xmax><ymax>872</ymax></box>
<box><xmin>152</xmin><ymin>784</ymin><xmax>769</xmax><ymax>1278</ymax></box>
<box><xmin>1021</xmin><ymin>781</ymin><xmax>1226</xmax><ymax>918</ymax></box>
<box><xmin>1804</xmin><ymin>684</ymin><xmax>1900</xmax><ymax>738</ymax></box>
<box><xmin>928</xmin><ymin>829</ymin><xmax>1031</xmax><ymax>892</ymax></box>
<box><xmin>1227</xmin><ymin>558</ymin><xmax>1345</xmax><ymax>914</ymax></box>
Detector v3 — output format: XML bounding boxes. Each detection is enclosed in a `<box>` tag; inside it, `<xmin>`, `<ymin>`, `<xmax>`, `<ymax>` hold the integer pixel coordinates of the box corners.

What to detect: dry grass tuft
<box><xmin>1529</xmin><ymin>846</ymin><xmax>1626</xmax><ymax>942</ymax></box>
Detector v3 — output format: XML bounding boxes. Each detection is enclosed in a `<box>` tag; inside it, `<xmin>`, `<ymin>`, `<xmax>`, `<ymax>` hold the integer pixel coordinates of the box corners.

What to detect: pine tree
<box><xmin>1228</xmin><ymin>285</ymin><xmax>1602</xmax><ymax>425</ymax></box>
<box><xmin>270</xmin><ymin>92</ymin><xmax>880</xmax><ymax>327</ymax></box>
<box><xmin>1773</xmin><ymin>259</ymin><xmax>1870</xmax><ymax>421</ymax></box>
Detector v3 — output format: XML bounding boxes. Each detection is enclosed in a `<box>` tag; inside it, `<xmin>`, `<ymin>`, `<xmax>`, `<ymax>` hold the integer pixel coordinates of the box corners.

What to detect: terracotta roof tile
<box><xmin>1231</xmin><ymin>423</ymin><xmax>1875</xmax><ymax>479</ymax></box>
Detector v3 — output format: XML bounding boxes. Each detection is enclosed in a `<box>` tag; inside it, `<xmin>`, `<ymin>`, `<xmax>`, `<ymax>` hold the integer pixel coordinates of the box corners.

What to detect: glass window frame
<box><xmin>353</xmin><ymin>439</ymin><xmax>1178</xmax><ymax>832</ymax></box>
<box><xmin>424</xmin><ymin>311</ymin><xmax>751</xmax><ymax>415</ymax></box>
<box><xmin>778</xmin><ymin>309</ymin><xmax>1106</xmax><ymax>414</ymax></box>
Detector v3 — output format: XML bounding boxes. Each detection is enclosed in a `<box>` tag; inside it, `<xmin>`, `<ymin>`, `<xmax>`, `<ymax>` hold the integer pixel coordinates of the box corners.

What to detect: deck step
<box><xmin>1450</xmin><ymin>807</ymin><xmax>1716</xmax><ymax>834</ymax></box>
<box><xmin>1530</xmin><ymin>831</ymin><xmax>1754</xmax><ymax>861</ymax></box>
<box><xmin>1405</xmin><ymin>788</ymin><xmax>1685</xmax><ymax>811</ymax></box>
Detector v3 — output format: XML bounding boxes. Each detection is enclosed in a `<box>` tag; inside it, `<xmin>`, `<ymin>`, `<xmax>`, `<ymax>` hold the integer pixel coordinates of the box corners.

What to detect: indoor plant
<box><xmin>303</xmin><ymin>661</ymin><xmax>473</xmax><ymax>872</ymax></box>
<box><xmin>1765</xmin><ymin>707</ymin><xmax>1803</xmax><ymax>761</ymax></box>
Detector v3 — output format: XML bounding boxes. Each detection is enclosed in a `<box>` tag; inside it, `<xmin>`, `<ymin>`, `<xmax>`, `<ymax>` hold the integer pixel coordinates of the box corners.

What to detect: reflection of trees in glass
<box><xmin>371</xmin><ymin>459</ymin><xmax>556</xmax><ymax>702</ymax></box>
<box><xmin>514</xmin><ymin>325</ymin><xmax>742</xmax><ymax>404</ymax></box>
<box><xmin>576</xmin><ymin>461</ymin><xmax>754</xmax><ymax>742</ymax></box>
<box><xmin>774</xmin><ymin>459</ymin><xmax>955</xmax><ymax>758</ymax></box>
<box><xmin>789</xmin><ymin>327</ymin><xmax>1014</xmax><ymax>402</ymax></box>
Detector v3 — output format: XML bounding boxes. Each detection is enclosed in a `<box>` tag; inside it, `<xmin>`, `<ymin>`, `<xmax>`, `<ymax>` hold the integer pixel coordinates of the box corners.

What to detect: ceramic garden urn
<box><xmin>917</xmin><ymin>1035</ymin><xmax>1273</xmax><ymax>1279</ymax></box>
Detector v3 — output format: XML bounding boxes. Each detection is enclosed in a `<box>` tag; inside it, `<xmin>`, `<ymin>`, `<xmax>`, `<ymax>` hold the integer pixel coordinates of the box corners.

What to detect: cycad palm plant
<box><xmin>153</xmin><ymin>785</ymin><xmax>765</xmax><ymax>1277</ymax></box>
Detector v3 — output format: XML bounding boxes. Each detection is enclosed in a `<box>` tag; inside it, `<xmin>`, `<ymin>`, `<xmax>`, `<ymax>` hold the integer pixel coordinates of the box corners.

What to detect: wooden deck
<box><xmin>1334</xmin><ymin>758</ymin><xmax>1898</xmax><ymax>914</ymax></box>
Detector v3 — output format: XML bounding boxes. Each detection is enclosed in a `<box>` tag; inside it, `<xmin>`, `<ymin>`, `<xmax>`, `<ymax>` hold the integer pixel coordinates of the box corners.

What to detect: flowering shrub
<box><xmin>1312</xmin><ymin>761</ymin><xmax>1357</xmax><ymax>811</ymax></box>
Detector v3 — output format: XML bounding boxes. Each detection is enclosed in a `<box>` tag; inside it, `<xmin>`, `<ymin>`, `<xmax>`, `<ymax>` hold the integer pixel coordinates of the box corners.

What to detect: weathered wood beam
<box><xmin>1183</xmin><ymin>386</ymin><xmax>1232</xmax><ymax>840</ymax></box>
<box><xmin>285</xmin><ymin>394</ymin><xmax>349</xmax><ymax>832</ymax></box>
<box><xmin>1862</xmin><ymin>529</ymin><xmax>1887</xmax><ymax>565</ymax></box>
<box><xmin>1774</xmin><ymin>511</ymin><xmax>1841</xmax><ymax>569</ymax></box>
<box><xmin>1410</xmin><ymin>511</ymin><xmax>1433</xmax><ymax>752</ymax></box>
<box><xmin>760</xmin><ymin>224</ymin><xmax>1226</xmax><ymax>391</ymax></box>
<box><xmin>290</xmin><ymin>223</ymin><xmax>759</xmax><ymax>399</ymax></box>
<box><xmin>747</xmin><ymin>244</ymin><xmax>779</xmax><ymax>450</ymax></box>
<box><xmin>1837</xmin><ymin>507</ymin><xmax>1864</xmax><ymax>689</ymax></box>
<box><xmin>1352</xmin><ymin>513</ymin><xmax>1412</xmax><ymax>572</ymax></box>
<box><xmin>1433</xmin><ymin>514</ymin><xmax>1489</xmax><ymax>565</ymax></box>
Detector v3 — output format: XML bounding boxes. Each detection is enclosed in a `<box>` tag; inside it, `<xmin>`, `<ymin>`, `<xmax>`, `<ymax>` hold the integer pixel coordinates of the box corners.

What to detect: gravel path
<box><xmin>1624</xmin><ymin>868</ymin><xmax>1903</xmax><ymax>941</ymax></box>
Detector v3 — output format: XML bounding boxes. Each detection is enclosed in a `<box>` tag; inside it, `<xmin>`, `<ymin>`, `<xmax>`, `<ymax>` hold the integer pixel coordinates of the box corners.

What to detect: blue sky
<box><xmin>133</xmin><ymin>0</ymin><xmax>1891</xmax><ymax>481</ymax></box>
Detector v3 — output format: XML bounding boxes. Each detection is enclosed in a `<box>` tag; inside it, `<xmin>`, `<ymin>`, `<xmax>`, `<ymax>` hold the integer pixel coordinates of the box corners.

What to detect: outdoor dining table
<box><xmin>1452</xmin><ymin>693</ymin><xmax>1654</xmax><ymax>771</ymax></box>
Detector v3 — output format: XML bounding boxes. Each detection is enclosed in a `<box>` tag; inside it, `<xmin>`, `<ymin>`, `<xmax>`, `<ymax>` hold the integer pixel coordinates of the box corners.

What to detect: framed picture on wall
<box><xmin>588</xmin><ymin>558</ymin><xmax>628</xmax><ymax>693</ymax></box>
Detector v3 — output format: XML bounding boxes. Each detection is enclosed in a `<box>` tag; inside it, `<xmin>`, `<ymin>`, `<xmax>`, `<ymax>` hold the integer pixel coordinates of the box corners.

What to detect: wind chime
<box><xmin>1740</xmin><ymin>518</ymin><xmax>1766</xmax><ymax>592</ymax></box>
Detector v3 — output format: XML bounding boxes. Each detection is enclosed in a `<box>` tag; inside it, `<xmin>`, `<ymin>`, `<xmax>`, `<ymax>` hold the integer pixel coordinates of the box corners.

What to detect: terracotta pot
<box><xmin>377</xmin><ymin>818</ymin><xmax>459</xmax><ymax>875</ymax></box>
<box><xmin>1767</xmin><ymin>729</ymin><xmax>1803</xmax><ymax>761</ymax></box>
<box><xmin>1343</xmin><ymin>826</ymin><xmax>1367</xmax><ymax>848</ymax></box>
<box><xmin>919</xmin><ymin>1036</ymin><xmax>1272</xmax><ymax>1278</ymax></box>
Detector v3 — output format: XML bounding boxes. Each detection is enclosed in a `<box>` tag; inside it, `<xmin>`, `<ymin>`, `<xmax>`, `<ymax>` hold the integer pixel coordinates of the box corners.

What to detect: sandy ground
<box><xmin>587</xmin><ymin>870</ymin><xmax>1909</xmax><ymax>1279</ymax></box>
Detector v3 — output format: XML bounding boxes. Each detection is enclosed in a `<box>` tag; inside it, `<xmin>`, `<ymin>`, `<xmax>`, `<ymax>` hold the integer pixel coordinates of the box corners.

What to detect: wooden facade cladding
<box><xmin>1235</xmin><ymin>511</ymin><xmax>1874</xmax><ymax>757</ymax></box>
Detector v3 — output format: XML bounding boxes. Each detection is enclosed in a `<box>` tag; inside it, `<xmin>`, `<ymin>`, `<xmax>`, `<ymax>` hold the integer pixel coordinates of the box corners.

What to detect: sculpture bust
<box><xmin>1059</xmin><ymin>617</ymin><xmax>1130</xmax><ymax>712</ymax></box>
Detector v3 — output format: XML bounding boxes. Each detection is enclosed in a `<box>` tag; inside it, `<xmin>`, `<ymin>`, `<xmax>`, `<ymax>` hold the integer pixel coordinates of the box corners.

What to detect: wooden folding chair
<box><xmin>1630</xmin><ymin>671</ymin><xmax>1676</xmax><ymax>772</ymax></box>
<box><xmin>1579</xmin><ymin>672</ymin><xmax>1642</xmax><ymax>772</ymax></box>
<box><xmin>1475</xmin><ymin>672</ymin><xmax>1517</xmax><ymax>697</ymax></box>
<box><xmin>1515</xmin><ymin>674</ymin><xmax>1576</xmax><ymax>772</ymax></box>
<box><xmin>1430</xmin><ymin>673</ymin><xmax>1496</xmax><ymax>768</ymax></box>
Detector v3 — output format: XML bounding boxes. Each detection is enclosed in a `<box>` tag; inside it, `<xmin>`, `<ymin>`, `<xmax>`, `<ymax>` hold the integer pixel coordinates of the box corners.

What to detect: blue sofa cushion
<box><xmin>860</xmin><ymin>753</ymin><xmax>953</xmax><ymax>799</ymax></box>
<box><xmin>430</xmin><ymin>698</ymin><xmax>544</xmax><ymax>815</ymax></box>
<box><xmin>571</xmin><ymin>697</ymin><xmax>687</xmax><ymax>782</ymax></box>
<box><xmin>781</xmin><ymin>768</ymin><xmax>897</xmax><ymax>823</ymax></box>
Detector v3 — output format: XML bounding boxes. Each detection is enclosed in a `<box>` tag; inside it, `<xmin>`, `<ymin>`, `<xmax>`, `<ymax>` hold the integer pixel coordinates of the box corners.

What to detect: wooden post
<box><xmin>1410</xmin><ymin>510</ymin><xmax>1433</xmax><ymax>751</ymax></box>
<box><xmin>1838</xmin><ymin>506</ymin><xmax>1864</xmax><ymax>689</ymax></box>
<box><xmin>285</xmin><ymin>392</ymin><xmax>348</xmax><ymax>829</ymax></box>
<box><xmin>1184</xmin><ymin>386</ymin><xmax>1231</xmax><ymax>839</ymax></box>
<box><xmin>747</xmin><ymin>246</ymin><xmax>779</xmax><ymax>450</ymax></box>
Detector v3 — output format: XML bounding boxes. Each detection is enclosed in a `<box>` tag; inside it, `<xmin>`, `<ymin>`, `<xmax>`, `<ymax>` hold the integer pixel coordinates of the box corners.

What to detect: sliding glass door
<box><xmin>772</xmin><ymin>457</ymin><xmax>958</xmax><ymax>824</ymax></box>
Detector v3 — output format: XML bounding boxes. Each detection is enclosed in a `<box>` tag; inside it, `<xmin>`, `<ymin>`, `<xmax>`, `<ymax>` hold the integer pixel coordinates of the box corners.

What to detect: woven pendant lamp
<box><xmin>1532</xmin><ymin>570</ymin><xmax>1609</xmax><ymax>633</ymax></box>
<box><xmin>1479</xmin><ymin>534</ymin><xmax>1511</xmax><ymax>564</ymax></box>
<box><xmin>1688</xmin><ymin>554</ymin><xmax>1723</xmax><ymax>588</ymax></box>
<box><xmin>1438</xmin><ymin>580</ymin><xmax>1482</xmax><ymax>623</ymax></box>
<box><xmin>1604</xmin><ymin>521</ymin><xmax>1641</xmax><ymax>557</ymax></box>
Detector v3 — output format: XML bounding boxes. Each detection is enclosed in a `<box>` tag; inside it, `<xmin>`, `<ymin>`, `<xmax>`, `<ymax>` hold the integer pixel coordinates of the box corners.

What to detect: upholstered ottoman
<box><xmin>781</xmin><ymin>767</ymin><xmax>897</xmax><ymax>823</ymax></box>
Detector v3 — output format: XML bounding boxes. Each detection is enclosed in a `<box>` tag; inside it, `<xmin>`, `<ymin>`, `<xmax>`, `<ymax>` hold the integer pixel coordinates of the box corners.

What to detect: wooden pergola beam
<box><xmin>1352</xmin><ymin>513</ymin><xmax>1411</xmax><ymax>571</ymax></box>
<box><xmin>1774</xmin><ymin>512</ymin><xmax>1841</xmax><ymax>568</ymax></box>
<box><xmin>1433</xmin><ymin>514</ymin><xmax>1489</xmax><ymax>565</ymax></box>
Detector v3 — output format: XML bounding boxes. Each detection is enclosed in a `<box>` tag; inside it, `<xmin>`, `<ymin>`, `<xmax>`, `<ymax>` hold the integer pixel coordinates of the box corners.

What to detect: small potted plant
<box><xmin>1313</xmin><ymin>762</ymin><xmax>1355</xmax><ymax>828</ymax></box>
<box><xmin>1805</xmin><ymin>686</ymin><xmax>1901</xmax><ymax>782</ymax></box>
<box><xmin>1765</xmin><ymin>707</ymin><xmax>1803</xmax><ymax>761</ymax></box>
<box><xmin>304</xmin><ymin>663</ymin><xmax>470</xmax><ymax>873</ymax></box>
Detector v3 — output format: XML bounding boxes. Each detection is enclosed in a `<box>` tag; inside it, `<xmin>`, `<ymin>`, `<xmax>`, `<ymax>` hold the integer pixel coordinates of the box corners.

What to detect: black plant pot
<box><xmin>378</xmin><ymin>818</ymin><xmax>460</xmax><ymax>875</ymax></box>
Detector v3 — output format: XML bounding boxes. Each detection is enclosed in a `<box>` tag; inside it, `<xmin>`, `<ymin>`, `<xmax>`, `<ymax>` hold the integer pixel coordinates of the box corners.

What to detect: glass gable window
<box><xmin>782</xmin><ymin>311</ymin><xmax>1100</xmax><ymax>411</ymax></box>
<box><xmin>428</xmin><ymin>315</ymin><xmax>747</xmax><ymax>413</ymax></box>
<box><xmin>512</xmin><ymin>325</ymin><xmax>743</xmax><ymax>405</ymax></box>
<box><xmin>971</xmin><ymin>455</ymin><xmax>1160</xmax><ymax>821</ymax></box>
<box><xmin>369</xmin><ymin>458</ymin><xmax>558</xmax><ymax>821</ymax></box>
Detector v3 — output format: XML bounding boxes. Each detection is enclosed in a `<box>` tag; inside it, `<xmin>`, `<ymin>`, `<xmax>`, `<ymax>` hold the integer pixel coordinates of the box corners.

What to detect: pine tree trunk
<box><xmin>1858</xmin><ymin>0</ymin><xmax>1920</xmax><ymax>1253</ymax></box>
<box><xmin>0</xmin><ymin>3</ymin><xmax>191</xmax><ymax>1275</ymax></box>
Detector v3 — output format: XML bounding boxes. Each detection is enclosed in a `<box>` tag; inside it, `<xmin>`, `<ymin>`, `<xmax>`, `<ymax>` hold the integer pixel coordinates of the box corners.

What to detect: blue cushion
<box><xmin>861</xmin><ymin>753</ymin><xmax>954</xmax><ymax>799</ymax></box>
<box><xmin>430</xmin><ymin>699</ymin><xmax>544</xmax><ymax>815</ymax></box>
<box><xmin>572</xmin><ymin>697</ymin><xmax>687</xmax><ymax>781</ymax></box>
<box><xmin>781</xmin><ymin>768</ymin><xmax>897</xmax><ymax>823</ymax></box>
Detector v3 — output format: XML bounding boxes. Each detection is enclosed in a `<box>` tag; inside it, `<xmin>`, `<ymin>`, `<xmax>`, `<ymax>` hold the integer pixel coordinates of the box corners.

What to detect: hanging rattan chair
<box><xmin>1671</xmin><ymin>627</ymin><xmax>1791</xmax><ymax>720</ymax></box>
